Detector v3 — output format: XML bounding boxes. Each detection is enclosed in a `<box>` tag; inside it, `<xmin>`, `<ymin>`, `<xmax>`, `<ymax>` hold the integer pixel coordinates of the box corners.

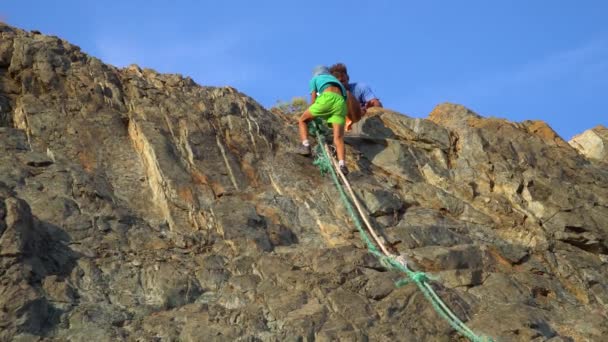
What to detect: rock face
<box><xmin>569</xmin><ymin>125</ymin><xmax>608</xmax><ymax>163</ymax></box>
<box><xmin>1</xmin><ymin>24</ymin><xmax>607</xmax><ymax>342</ymax></box>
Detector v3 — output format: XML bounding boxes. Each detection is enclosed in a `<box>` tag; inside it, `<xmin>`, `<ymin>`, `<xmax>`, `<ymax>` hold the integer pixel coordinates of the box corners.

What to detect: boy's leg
<box><xmin>346</xmin><ymin>90</ymin><xmax>362</xmax><ymax>131</ymax></box>
<box><xmin>332</xmin><ymin>123</ymin><xmax>345</xmax><ymax>162</ymax></box>
<box><xmin>296</xmin><ymin>109</ymin><xmax>314</xmax><ymax>155</ymax></box>
<box><xmin>298</xmin><ymin>109</ymin><xmax>314</xmax><ymax>142</ymax></box>
<box><xmin>332</xmin><ymin>123</ymin><xmax>349</xmax><ymax>175</ymax></box>
<box><xmin>345</xmin><ymin>117</ymin><xmax>353</xmax><ymax>132</ymax></box>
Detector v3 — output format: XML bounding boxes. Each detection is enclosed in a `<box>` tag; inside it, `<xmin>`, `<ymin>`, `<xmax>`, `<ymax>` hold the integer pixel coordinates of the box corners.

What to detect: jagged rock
<box><xmin>1</xmin><ymin>197</ymin><xmax>36</xmax><ymax>256</ymax></box>
<box><xmin>141</xmin><ymin>262</ymin><xmax>203</xmax><ymax>309</ymax></box>
<box><xmin>386</xmin><ymin>207</ymin><xmax>473</xmax><ymax>249</ymax></box>
<box><xmin>355</xmin><ymin>185</ymin><xmax>404</xmax><ymax>218</ymax></box>
<box><xmin>569</xmin><ymin>125</ymin><xmax>608</xmax><ymax>162</ymax></box>
<box><xmin>0</xmin><ymin>24</ymin><xmax>607</xmax><ymax>341</ymax></box>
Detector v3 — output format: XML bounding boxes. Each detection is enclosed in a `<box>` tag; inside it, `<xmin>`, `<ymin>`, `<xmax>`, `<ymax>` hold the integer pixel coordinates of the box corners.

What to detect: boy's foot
<box><xmin>295</xmin><ymin>144</ymin><xmax>311</xmax><ymax>156</ymax></box>
<box><xmin>339</xmin><ymin>164</ymin><xmax>349</xmax><ymax>176</ymax></box>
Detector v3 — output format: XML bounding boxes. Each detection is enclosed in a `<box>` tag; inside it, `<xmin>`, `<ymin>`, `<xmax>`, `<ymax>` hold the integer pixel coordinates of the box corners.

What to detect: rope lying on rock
<box><xmin>307</xmin><ymin>119</ymin><xmax>493</xmax><ymax>342</ymax></box>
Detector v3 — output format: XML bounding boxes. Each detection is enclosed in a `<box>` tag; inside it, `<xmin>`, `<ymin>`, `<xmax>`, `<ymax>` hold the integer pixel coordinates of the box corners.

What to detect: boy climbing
<box><xmin>296</xmin><ymin>65</ymin><xmax>350</xmax><ymax>175</ymax></box>
<box><xmin>330</xmin><ymin>63</ymin><xmax>382</xmax><ymax>132</ymax></box>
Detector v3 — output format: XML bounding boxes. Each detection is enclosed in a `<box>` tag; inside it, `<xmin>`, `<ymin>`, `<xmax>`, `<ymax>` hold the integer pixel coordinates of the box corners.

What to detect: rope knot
<box><xmin>394</xmin><ymin>271</ymin><xmax>431</xmax><ymax>288</ymax></box>
<box><xmin>411</xmin><ymin>271</ymin><xmax>429</xmax><ymax>283</ymax></box>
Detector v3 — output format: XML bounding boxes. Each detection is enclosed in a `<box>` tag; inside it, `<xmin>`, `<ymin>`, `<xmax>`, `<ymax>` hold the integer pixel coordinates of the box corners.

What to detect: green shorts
<box><xmin>309</xmin><ymin>91</ymin><xmax>347</xmax><ymax>126</ymax></box>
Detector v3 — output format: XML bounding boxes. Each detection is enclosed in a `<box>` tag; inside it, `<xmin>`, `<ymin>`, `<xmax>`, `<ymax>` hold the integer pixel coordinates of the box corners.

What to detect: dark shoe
<box><xmin>295</xmin><ymin>144</ymin><xmax>311</xmax><ymax>156</ymax></box>
<box><xmin>339</xmin><ymin>164</ymin><xmax>349</xmax><ymax>176</ymax></box>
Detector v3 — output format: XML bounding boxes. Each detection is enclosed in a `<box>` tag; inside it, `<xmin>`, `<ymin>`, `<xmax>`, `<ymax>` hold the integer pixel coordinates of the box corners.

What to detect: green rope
<box><xmin>312</xmin><ymin>144</ymin><xmax>332</xmax><ymax>175</ymax></box>
<box><xmin>308</xmin><ymin>117</ymin><xmax>330</xmax><ymax>137</ymax></box>
<box><xmin>308</xmin><ymin>121</ymin><xmax>493</xmax><ymax>342</ymax></box>
<box><xmin>394</xmin><ymin>271</ymin><xmax>434</xmax><ymax>287</ymax></box>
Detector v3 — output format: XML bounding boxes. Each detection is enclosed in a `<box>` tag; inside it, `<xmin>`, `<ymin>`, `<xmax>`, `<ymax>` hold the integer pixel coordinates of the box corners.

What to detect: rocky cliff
<box><xmin>569</xmin><ymin>125</ymin><xmax>608</xmax><ymax>163</ymax></box>
<box><xmin>1</xmin><ymin>24</ymin><xmax>607</xmax><ymax>342</ymax></box>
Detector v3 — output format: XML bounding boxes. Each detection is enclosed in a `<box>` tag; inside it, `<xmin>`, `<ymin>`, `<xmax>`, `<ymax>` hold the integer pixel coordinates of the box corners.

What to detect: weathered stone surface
<box><xmin>355</xmin><ymin>186</ymin><xmax>404</xmax><ymax>218</ymax></box>
<box><xmin>0</xmin><ymin>24</ymin><xmax>607</xmax><ymax>341</ymax></box>
<box><xmin>386</xmin><ymin>207</ymin><xmax>473</xmax><ymax>249</ymax></box>
<box><xmin>569</xmin><ymin>125</ymin><xmax>608</xmax><ymax>162</ymax></box>
<box><xmin>141</xmin><ymin>262</ymin><xmax>203</xmax><ymax>309</ymax></box>
<box><xmin>1</xmin><ymin>197</ymin><xmax>35</xmax><ymax>256</ymax></box>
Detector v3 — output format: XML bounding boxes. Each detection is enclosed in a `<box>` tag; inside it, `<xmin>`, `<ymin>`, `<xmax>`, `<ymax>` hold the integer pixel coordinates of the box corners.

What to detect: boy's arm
<box><xmin>346</xmin><ymin>90</ymin><xmax>362</xmax><ymax>123</ymax></box>
<box><xmin>311</xmin><ymin>91</ymin><xmax>317</xmax><ymax>103</ymax></box>
<box><xmin>360</xmin><ymin>83</ymin><xmax>382</xmax><ymax>108</ymax></box>
<box><xmin>366</xmin><ymin>98</ymin><xmax>382</xmax><ymax>108</ymax></box>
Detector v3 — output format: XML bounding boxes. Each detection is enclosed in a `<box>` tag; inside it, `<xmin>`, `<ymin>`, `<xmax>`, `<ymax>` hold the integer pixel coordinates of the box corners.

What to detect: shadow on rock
<box><xmin>1</xmin><ymin>195</ymin><xmax>81</xmax><ymax>340</ymax></box>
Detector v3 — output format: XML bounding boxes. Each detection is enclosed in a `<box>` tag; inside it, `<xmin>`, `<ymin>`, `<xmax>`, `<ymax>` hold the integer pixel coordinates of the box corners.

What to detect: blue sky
<box><xmin>2</xmin><ymin>1</ymin><xmax>607</xmax><ymax>140</ymax></box>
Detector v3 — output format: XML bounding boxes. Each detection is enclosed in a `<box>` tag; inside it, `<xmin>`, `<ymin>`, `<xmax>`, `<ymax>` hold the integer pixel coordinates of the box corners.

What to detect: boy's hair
<box><xmin>329</xmin><ymin>63</ymin><xmax>348</xmax><ymax>76</ymax></box>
